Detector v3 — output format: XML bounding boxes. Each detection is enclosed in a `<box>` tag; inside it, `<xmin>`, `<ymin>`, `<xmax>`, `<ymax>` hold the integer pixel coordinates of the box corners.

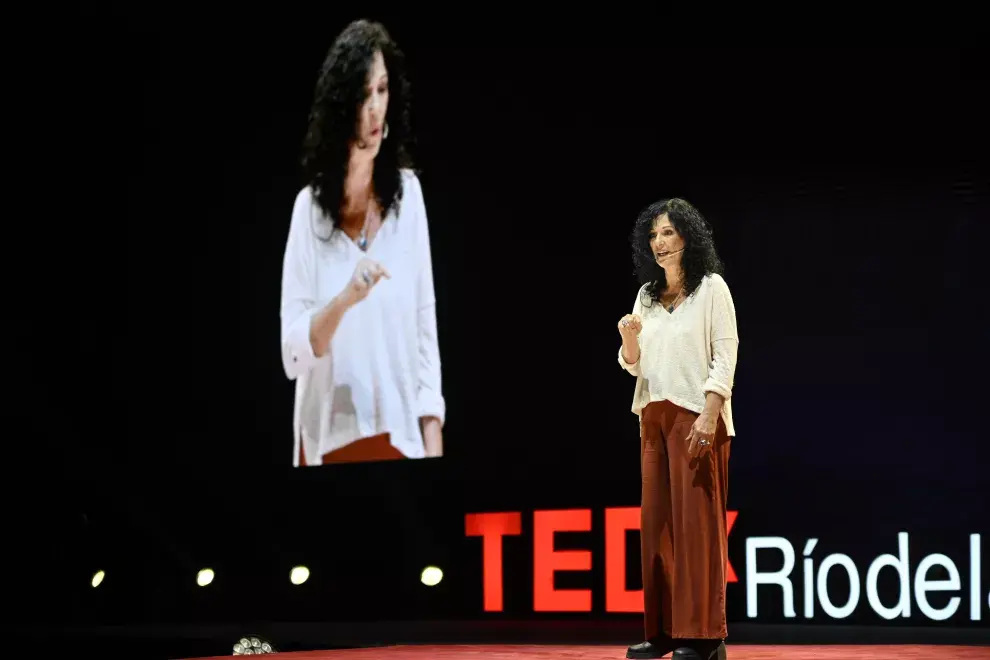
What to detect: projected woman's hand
<box><xmin>343</xmin><ymin>257</ymin><xmax>390</xmax><ymax>305</ymax></box>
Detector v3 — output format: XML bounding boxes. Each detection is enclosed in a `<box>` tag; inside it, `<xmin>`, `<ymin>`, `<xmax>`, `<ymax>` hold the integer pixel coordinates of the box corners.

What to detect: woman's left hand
<box><xmin>686</xmin><ymin>412</ymin><xmax>717</xmax><ymax>458</ymax></box>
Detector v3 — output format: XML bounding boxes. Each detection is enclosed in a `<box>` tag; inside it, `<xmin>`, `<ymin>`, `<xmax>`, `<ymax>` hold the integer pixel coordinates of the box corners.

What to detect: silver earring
<box><xmin>383</xmin><ymin>122</ymin><xmax>389</xmax><ymax>139</ymax></box>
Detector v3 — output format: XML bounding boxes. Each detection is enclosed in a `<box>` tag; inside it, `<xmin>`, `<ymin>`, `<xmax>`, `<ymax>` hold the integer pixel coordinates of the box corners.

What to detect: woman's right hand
<box><xmin>343</xmin><ymin>257</ymin><xmax>391</xmax><ymax>306</ymax></box>
<box><xmin>308</xmin><ymin>257</ymin><xmax>391</xmax><ymax>359</ymax></box>
<box><xmin>618</xmin><ymin>314</ymin><xmax>642</xmax><ymax>341</ymax></box>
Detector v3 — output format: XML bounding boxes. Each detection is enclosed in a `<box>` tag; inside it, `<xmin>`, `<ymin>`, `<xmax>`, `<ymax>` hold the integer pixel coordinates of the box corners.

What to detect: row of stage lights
<box><xmin>88</xmin><ymin>565</ymin><xmax>446</xmax><ymax>655</ymax></box>
<box><xmin>89</xmin><ymin>565</ymin><xmax>445</xmax><ymax>589</ymax></box>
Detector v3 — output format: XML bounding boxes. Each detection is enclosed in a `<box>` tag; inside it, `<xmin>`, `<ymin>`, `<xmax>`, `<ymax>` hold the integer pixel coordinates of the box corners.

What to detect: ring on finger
<box><xmin>361</xmin><ymin>269</ymin><xmax>372</xmax><ymax>285</ymax></box>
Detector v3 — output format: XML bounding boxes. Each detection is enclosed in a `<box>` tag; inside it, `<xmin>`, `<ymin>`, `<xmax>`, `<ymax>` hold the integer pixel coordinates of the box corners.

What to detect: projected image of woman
<box><xmin>617</xmin><ymin>199</ymin><xmax>738</xmax><ymax>660</ymax></box>
<box><xmin>279</xmin><ymin>19</ymin><xmax>444</xmax><ymax>465</ymax></box>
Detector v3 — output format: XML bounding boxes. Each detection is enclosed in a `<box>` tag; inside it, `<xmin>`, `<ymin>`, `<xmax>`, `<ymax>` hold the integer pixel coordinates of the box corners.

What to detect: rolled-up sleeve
<box><xmin>411</xmin><ymin>175</ymin><xmax>446</xmax><ymax>424</ymax></box>
<box><xmin>280</xmin><ymin>188</ymin><xmax>320</xmax><ymax>380</ymax></box>
<box><xmin>703</xmin><ymin>276</ymin><xmax>739</xmax><ymax>399</ymax></box>
<box><xmin>618</xmin><ymin>288</ymin><xmax>644</xmax><ymax>376</ymax></box>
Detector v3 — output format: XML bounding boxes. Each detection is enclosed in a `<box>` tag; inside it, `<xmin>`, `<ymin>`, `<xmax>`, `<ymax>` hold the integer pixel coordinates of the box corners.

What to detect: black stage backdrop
<box><xmin>11</xmin><ymin>14</ymin><xmax>989</xmax><ymax>642</ymax></box>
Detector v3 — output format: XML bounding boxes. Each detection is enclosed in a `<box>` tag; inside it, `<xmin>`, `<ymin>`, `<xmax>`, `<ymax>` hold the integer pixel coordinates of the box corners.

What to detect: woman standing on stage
<box><xmin>617</xmin><ymin>198</ymin><xmax>738</xmax><ymax>660</ymax></box>
<box><xmin>279</xmin><ymin>19</ymin><xmax>445</xmax><ymax>466</ymax></box>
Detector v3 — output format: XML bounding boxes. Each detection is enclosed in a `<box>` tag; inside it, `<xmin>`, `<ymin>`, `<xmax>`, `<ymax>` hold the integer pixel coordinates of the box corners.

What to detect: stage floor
<box><xmin>188</xmin><ymin>644</ymin><xmax>990</xmax><ymax>659</ymax></box>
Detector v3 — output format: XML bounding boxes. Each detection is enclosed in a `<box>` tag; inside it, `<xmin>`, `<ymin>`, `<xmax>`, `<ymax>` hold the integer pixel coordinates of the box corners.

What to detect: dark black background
<box><xmin>10</xmin><ymin>11</ymin><xmax>988</xmax><ymax>636</ymax></box>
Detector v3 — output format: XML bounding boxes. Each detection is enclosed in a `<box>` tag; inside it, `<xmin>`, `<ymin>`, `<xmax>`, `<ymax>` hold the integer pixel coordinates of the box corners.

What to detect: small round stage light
<box><xmin>420</xmin><ymin>565</ymin><xmax>443</xmax><ymax>586</ymax></box>
<box><xmin>290</xmin><ymin>565</ymin><xmax>310</xmax><ymax>585</ymax></box>
<box><xmin>233</xmin><ymin>635</ymin><xmax>276</xmax><ymax>655</ymax></box>
<box><xmin>91</xmin><ymin>570</ymin><xmax>105</xmax><ymax>588</ymax></box>
<box><xmin>197</xmin><ymin>568</ymin><xmax>215</xmax><ymax>587</ymax></box>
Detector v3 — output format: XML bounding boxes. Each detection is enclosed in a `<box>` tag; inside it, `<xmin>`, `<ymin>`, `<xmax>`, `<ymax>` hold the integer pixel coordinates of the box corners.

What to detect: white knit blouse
<box><xmin>618</xmin><ymin>273</ymin><xmax>739</xmax><ymax>436</ymax></box>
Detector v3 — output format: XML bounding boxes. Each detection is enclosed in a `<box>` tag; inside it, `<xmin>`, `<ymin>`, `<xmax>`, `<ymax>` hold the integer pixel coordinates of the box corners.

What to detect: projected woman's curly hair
<box><xmin>300</xmin><ymin>20</ymin><xmax>413</xmax><ymax>233</ymax></box>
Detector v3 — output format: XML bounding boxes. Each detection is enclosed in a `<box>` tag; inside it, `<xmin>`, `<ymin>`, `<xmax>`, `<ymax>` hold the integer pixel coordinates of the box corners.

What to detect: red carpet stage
<box><xmin>187</xmin><ymin>644</ymin><xmax>990</xmax><ymax>659</ymax></box>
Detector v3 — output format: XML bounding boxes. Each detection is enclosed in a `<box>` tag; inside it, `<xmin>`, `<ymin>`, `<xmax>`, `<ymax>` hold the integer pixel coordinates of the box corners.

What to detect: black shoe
<box><xmin>672</xmin><ymin>640</ymin><xmax>726</xmax><ymax>660</ymax></box>
<box><xmin>627</xmin><ymin>638</ymin><xmax>676</xmax><ymax>659</ymax></box>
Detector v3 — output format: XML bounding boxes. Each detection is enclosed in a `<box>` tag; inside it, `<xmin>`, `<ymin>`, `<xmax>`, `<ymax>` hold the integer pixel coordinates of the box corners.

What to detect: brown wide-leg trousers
<box><xmin>640</xmin><ymin>400</ymin><xmax>731</xmax><ymax>641</ymax></box>
<box><xmin>298</xmin><ymin>433</ymin><xmax>405</xmax><ymax>465</ymax></box>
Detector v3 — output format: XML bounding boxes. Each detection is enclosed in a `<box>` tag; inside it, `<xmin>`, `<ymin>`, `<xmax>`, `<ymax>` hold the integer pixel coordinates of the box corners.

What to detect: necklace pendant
<box><xmin>357</xmin><ymin>233</ymin><xmax>367</xmax><ymax>250</ymax></box>
<box><xmin>667</xmin><ymin>304</ymin><xmax>674</xmax><ymax>313</ymax></box>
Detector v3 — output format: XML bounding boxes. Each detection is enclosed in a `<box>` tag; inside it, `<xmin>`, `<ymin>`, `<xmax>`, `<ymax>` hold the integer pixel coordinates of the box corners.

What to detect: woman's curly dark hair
<box><xmin>300</xmin><ymin>19</ymin><xmax>413</xmax><ymax>235</ymax></box>
<box><xmin>631</xmin><ymin>198</ymin><xmax>725</xmax><ymax>307</ymax></box>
